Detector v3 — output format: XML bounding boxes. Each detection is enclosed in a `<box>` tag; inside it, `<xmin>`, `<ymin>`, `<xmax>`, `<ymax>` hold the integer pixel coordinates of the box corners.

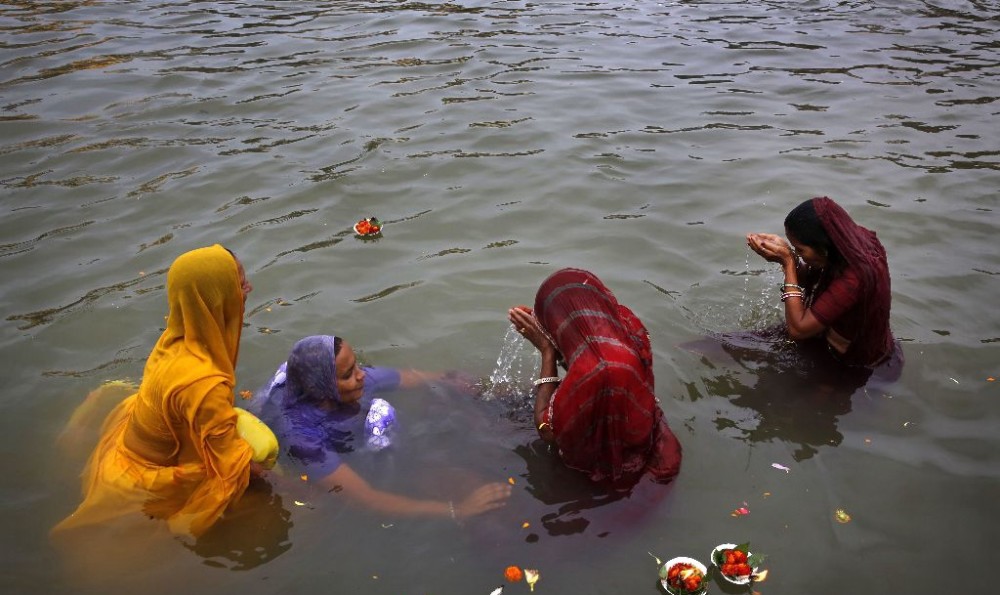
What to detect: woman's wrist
<box><xmin>534</xmin><ymin>389</ymin><xmax>553</xmax><ymax>422</ymax></box>
<box><xmin>539</xmin><ymin>343</ymin><xmax>557</xmax><ymax>361</ymax></box>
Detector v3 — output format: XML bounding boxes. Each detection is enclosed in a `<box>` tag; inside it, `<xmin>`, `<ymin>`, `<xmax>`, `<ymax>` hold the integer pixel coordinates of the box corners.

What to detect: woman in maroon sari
<box><xmin>747</xmin><ymin>196</ymin><xmax>901</xmax><ymax>376</ymax></box>
<box><xmin>508</xmin><ymin>268</ymin><xmax>682</xmax><ymax>489</ymax></box>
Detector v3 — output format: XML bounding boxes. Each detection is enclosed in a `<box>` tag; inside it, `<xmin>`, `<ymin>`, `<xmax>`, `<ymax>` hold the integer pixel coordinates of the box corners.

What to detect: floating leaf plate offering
<box><xmin>354</xmin><ymin>216</ymin><xmax>383</xmax><ymax>236</ymax></box>
<box><xmin>660</xmin><ymin>556</ymin><xmax>708</xmax><ymax>595</ymax></box>
<box><xmin>710</xmin><ymin>543</ymin><xmax>764</xmax><ymax>585</ymax></box>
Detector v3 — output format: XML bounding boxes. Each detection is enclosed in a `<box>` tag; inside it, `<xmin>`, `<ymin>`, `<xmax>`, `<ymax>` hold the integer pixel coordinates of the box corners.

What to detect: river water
<box><xmin>2</xmin><ymin>1</ymin><xmax>998</xmax><ymax>594</ymax></box>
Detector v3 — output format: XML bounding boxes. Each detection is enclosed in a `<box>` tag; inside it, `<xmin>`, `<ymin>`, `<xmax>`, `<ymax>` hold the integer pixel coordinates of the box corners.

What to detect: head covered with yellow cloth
<box><xmin>53</xmin><ymin>245</ymin><xmax>273</xmax><ymax>540</ymax></box>
<box><xmin>148</xmin><ymin>244</ymin><xmax>247</xmax><ymax>393</ymax></box>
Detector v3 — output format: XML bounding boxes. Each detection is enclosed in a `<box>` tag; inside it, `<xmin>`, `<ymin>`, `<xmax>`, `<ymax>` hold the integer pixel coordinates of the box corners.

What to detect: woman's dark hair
<box><xmin>784</xmin><ymin>198</ymin><xmax>842</xmax><ymax>268</ymax></box>
<box><xmin>333</xmin><ymin>336</ymin><xmax>343</xmax><ymax>356</ymax></box>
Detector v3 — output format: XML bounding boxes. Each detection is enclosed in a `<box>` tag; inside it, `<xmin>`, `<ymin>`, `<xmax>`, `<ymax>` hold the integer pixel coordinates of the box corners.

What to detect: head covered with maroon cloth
<box><xmin>786</xmin><ymin>197</ymin><xmax>894</xmax><ymax>367</ymax></box>
<box><xmin>532</xmin><ymin>268</ymin><xmax>682</xmax><ymax>488</ymax></box>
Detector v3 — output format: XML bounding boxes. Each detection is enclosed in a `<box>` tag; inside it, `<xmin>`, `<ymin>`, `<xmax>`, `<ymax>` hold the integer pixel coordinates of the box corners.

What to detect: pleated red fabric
<box><xmin>534</xmin><ymin>269</ymin><xmax>681</xmax><ymax>488</ymax></box>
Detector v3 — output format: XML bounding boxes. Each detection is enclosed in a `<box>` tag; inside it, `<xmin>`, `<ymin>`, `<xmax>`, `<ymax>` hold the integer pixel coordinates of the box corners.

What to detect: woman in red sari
<box><xmin>508</xmin><ymin>268</ymin><xmax>682</xmax><ymax>489</ymax></box>
<box><xmin>747</xmin><ymin>196</ymin><xmax>901</xmax><ymax>375</ymax></box>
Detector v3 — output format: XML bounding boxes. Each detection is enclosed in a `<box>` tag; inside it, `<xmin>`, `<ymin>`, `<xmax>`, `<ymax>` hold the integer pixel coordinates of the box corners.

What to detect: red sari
<box><xmin>534</xmin><ymin>269</ymin><xmax>682</xmax><ymax>488</ymax></box>
<box><xmin>810</xmin><ymin>197</ymin><xmax>895</xmax><ymax>368</ymax></box>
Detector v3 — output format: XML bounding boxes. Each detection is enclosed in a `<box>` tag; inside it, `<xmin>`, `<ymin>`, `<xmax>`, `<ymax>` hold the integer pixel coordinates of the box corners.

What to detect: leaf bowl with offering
<box><xmin>710</xmin><ymin>543</ymin><xmax>761</xmax><ymax>585</ymax></box>
<box><xmin>659</xmin><ymin>556</ymin><xmax>708</xmax><ymax>595</ymax></box>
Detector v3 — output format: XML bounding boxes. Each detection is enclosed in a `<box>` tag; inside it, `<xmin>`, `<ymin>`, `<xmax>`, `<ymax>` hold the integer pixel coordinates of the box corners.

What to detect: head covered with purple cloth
<box><xmin>258</xmin><ymin>335</ymin><xmax>345</xmax><ymax>408</ymax></box>
<box><xmin>255</xmin><ymin>334</ymin><xmax>398</xmax><ymax>452</ymax></box>
<box><xmin>285</xmin><ymin>335</ymin><xmax>344</xmax><ymax>403</ymax></box>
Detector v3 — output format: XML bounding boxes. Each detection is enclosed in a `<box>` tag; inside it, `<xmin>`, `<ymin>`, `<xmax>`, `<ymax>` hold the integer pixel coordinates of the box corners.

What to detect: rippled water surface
<box><xmin>2</xmin><ymin>1</ymin><xmax>998</xmax><ymax>594</ymax></box>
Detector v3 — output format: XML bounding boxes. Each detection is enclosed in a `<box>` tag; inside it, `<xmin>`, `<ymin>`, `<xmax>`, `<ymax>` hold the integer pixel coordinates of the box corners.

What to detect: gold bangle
<box><xmin>537</xmin><ymin>422</ymin><xmax>552</xmax><ymax>432</ymax></box>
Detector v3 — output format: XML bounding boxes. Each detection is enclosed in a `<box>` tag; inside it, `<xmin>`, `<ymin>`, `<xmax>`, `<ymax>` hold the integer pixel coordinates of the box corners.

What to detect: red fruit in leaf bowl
<box><xmin>710</xmin><ymin>543</ymin><xmax>763</xmax><ymax>585</ymax></box>
<box><xmin>659</xmin><ymin>556</ymin><xmax>708</xmax><ymax>595</ymax></box>
<box><xmin>353</xmin><ymin>216</ymin><xmax>383</xmax><ymax>237</ymax></box>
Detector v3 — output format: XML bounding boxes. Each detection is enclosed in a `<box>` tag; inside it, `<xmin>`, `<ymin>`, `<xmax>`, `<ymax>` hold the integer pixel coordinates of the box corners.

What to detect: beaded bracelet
<box><xmin>781</xmin><ymin>291</ymin><xmax>804</xmax><ymax>302</ymax></box>
<box><xmin>533</xmin><ymin>376</ymin><xmax>561</xmax><ymax>386</ymax></box>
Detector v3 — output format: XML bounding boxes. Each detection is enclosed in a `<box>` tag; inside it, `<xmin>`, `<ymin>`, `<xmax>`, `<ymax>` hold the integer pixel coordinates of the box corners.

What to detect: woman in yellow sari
<box><xmin>53</xmin><ymin>245</ymin><xmax>258</xmax><ymax>538</ymax></box>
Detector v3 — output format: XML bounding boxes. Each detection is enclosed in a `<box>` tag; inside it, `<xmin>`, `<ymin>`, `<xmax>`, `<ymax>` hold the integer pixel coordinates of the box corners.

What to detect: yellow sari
<box><xmin>53</xmin><ymin>245</ymin><xmax>253</xmax><ymax>538</ymax></box>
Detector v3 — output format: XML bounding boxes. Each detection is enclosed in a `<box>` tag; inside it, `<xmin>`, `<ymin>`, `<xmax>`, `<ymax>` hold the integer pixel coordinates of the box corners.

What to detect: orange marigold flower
<box><xmin>504</xmin><ymin>565</ymin><xmax>523</xmax><ymax>582</ymax></box>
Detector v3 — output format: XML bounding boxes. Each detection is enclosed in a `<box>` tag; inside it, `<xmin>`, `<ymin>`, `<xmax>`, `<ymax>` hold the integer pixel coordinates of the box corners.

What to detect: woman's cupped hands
<box><xmin>747</xmin><ymin>232</ymin><xmax>795</xmax><ymax>265</ymax></box>
<box><xmin>508</xmin><ymin>306</ymin><xmax>554</xmax><ymax>355</ymax></box>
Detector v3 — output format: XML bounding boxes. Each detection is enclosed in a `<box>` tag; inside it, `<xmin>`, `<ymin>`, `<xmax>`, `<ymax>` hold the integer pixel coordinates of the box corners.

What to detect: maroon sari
<box><xmin>533</xmin><ymin>269</ymin><xmax>682</xmax><ymax>488</ymax></box>
<box><xmin>811</xmin><ymin>197</ymin><xmax>895</xmax><ymax>367</ymax></box>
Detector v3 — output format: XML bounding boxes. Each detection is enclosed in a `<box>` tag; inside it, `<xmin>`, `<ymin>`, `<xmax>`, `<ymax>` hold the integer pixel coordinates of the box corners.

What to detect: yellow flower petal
<box><xmin>523</xmin><ymin>569</ymin><xmax>540</xmax><ymax>592</ymax></box>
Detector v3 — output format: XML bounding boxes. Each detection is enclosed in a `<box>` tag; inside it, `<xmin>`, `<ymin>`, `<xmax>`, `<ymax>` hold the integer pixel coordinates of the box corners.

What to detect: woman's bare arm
<box><xmin>319</xmin><ymin>463</ymin><xmax>511</xmax><ymax>520</ymax></box>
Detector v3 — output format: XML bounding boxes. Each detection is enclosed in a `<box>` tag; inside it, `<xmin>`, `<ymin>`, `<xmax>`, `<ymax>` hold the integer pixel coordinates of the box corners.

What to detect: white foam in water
<box><xmin>481</xmin><ymin>325</ymin><xmax>539</xmax><ymax>403</ymax></box>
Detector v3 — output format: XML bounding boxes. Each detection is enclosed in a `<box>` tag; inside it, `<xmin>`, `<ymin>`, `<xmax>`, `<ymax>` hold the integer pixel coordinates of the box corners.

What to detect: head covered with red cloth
<box><xmin>533</xmin><ymin>268</ymin><xmax>681</xmax><ymax>488</ymax></box>
<box><xmin>785</xmin><ymin>197</ymin><xmax>894</xmax><ymax>366</ymax></box>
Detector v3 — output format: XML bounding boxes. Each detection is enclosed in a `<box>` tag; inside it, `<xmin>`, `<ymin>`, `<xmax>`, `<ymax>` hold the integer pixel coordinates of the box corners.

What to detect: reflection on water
<box><xmin>692</xmin><ymin>330</ymin><xmax>856</xmax><ymax>462</ymax></box>
<box><xmin>184</xmin><ymin>476</ymin><xmax>292</xmax><ymax>571</ymax></box>
<box><xmin>512</xmin><ymin>440</ymin><xmax>672</xmax><ymax>540</ymax></box>
<box><xmin>685</xmin><ymin>326</ymin><xmax>904</xmax><ymax>461</ymax></box>
<box><xmin>2</xmin><ymin>0</ymin><xmax>999</xmax><ymax>594</ymax></box>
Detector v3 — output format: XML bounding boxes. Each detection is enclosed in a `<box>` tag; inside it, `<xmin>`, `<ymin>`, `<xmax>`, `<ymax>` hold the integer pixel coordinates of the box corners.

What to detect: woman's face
<box><xmin>334</xmin><ymin>341</ymin><xmax>366</xmax><ymax>404</ymax></box>
<box><xmin>785</xmin><ymin>228</ymin><xmax>828</xmax><ymax>269</ymax></box>
<box><xmin>233</xmin><ymin>256</ymin><xmax>253</xmax><ymax>304</ymax></box>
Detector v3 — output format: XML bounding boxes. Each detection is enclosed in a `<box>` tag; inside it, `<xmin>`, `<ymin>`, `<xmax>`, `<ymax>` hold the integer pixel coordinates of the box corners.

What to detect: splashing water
<box><xmin>690</xmin><ymin>246</ymin><xmax>784</xmax><ymax>335</ymax></box>
<box><xmin>480</xmin><ymin>325</ymin><xmax>539</xmax><ymax>417</ymax></box>
<box><xmin>736</xmin><ymin>246</ymin><xmax>785</xmax><ymax>331</ymax></box>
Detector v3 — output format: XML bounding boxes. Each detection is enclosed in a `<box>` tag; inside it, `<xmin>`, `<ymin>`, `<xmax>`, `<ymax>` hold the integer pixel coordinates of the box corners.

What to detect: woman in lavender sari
<box><xmin>248</xmin><ymin>335</ymin><xmax>510</xmax><ymax>521</ymax></box>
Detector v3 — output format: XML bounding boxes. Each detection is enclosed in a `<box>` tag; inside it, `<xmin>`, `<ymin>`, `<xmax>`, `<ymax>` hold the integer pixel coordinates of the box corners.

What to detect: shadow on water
<box><xmin>182</xmin><ymin>475</ymin><xmax>293</xmax><ymax>571</ymax></box>
<box><xmin>684</xmin><ymin>328</ymin><xmax>903</xmax><ymax>461</ymax></box>
<box><xmin>512</xmin><ymin>440</ymin><xmax>675</xmax><ymax>540</ymax></box>
<box><xmin>515</xmin><ymin>440</ymin><xmax>627</xmax><ymax>537</ymax></box>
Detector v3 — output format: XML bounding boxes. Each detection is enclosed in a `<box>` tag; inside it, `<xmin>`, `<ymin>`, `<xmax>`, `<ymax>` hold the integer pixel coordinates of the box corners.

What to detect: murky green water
<box><xmin>2</xmin><ymin>1</ymin><xmax>998</xmax><ymax>593</ymax></box>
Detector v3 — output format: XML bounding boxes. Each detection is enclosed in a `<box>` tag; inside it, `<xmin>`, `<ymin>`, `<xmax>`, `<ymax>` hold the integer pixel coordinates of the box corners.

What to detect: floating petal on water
<box><xmin>835</xmin><ymin>508</ymin><xmax>852</xmax><ymax>523</ymax></box>
<box><xmin>771</xmin><ymin>462</ymin><xmax>790</xmax><ymax>473</ymax></box>
<box><xmin>524</xmin><ymin>569</ymin><xmax>540</xmax><ymax>591</ymax></box>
